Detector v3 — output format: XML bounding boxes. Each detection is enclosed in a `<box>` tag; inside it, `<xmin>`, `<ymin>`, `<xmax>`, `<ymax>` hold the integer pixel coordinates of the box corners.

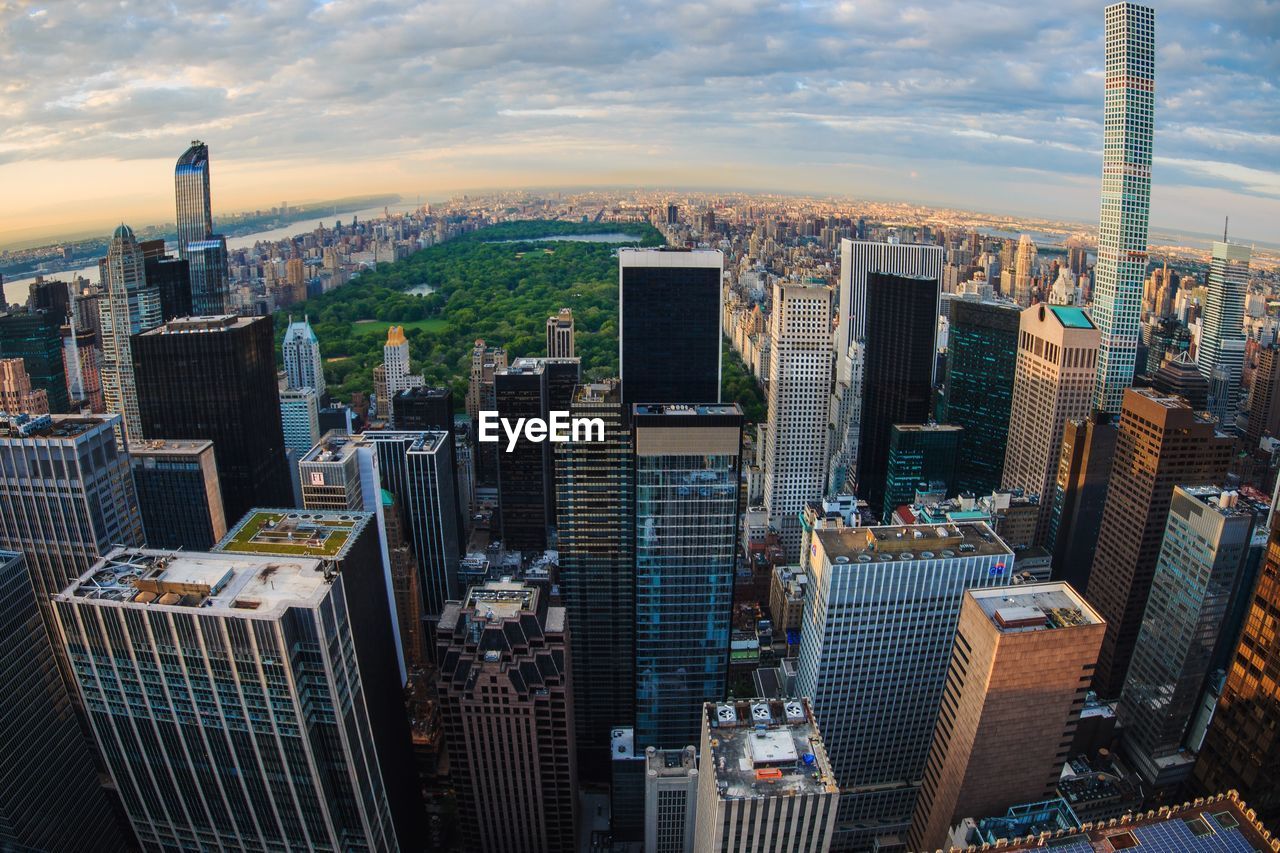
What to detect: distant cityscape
<box><xmin>3</xmin><ymin>3</ymin><xmax>1280</xmax><ymax>853</ymax></box>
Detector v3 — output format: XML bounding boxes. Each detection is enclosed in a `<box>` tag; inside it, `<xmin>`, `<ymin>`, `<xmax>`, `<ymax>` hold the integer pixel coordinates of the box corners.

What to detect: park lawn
<box><xmin>353</xmin><ymin>318</ymin><xmax>449</xmax><ymax>336</ymax></box>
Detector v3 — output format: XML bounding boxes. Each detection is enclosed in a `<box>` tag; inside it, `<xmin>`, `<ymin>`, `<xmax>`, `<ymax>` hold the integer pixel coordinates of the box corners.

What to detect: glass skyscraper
<box><xmin>940</xmin><ymin>298</ymin><xmax>1021</xmax><ymax>495</ymax></box>
<box><xmin>881</xmin><ymin>423</ymin><xmax>963</xmax><ymax>522</ymax></box>
<box><xmin>175</xmin><ymin>141</ymin><xmax>229</xmax><ymax>315</ymax></box>
<box><xmin>795</xmin><ymin>522</ymin><xmax>1015</xmax><ymax>850</ymax></box>
<box><xmin>1092</xmin><ymin>2</ymin><xmax>1155</xmax><ymax>414</ymax></box>
<box><xmin>1195</xmin><ymin>240</ymin><xmax>1252</xmax><ymax>424</ymax></box>
<box><xmin>55</xmin><ymin>544</ymin><xmax>415</xmax><ymax>851</ymax></box>
<box><xmin>632</xmin><ymin>403</ymin><xmax>742</xmax><ymax>750</ymax></box>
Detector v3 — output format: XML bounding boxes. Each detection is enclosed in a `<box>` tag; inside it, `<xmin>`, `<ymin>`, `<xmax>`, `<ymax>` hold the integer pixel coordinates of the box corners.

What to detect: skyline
<box><xmin>2</xmin><ymin>1</ymin><xmax>1278</xmax><ymax>244</ymax></box>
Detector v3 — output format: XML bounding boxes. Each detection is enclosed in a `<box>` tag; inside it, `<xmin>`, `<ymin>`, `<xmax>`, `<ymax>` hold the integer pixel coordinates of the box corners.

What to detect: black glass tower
<box><xmin>140</xmin><ymin>239</ymin><xmax>193</xmax><ymax>321</ymax></box>
<box><xmin>619</xmin><ymin>249</ymin><xmax>722</xmax><ymax>406</ymax></box>
<box><xmin>132</xmin><ymin>315</ymin><xmax>292</xmax><ymax>525</ymax></box>
<box><xmin>554</xmin><ymin>380</ymin><xmax>633</xmax><ymax>778</ymax></box>
<box><xmin>0</xmin><ymin>309</ymin><xmax>70</xmax><ymax>413</ymax></box>
<box><xmin>940</xmin><ymin>298</ymin><xmax>1020</xmax><ymax>494</ymax></box>
<box><xmin>495</xmin><ymin>359</ymin><xmax>550</xmax><ymax>551</ymax></box>
<box><xmin>857</xmin><ymin>271</ymin><xmax>939</xmax><ymax>513</ymax></box>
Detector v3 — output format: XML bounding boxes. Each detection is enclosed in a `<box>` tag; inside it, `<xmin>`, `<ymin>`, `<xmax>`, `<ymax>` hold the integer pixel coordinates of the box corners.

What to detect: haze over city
<box><xmin>2</xmin><ymin>0</ymin><xmax>1278</xmax><ymax>243</ymax></box>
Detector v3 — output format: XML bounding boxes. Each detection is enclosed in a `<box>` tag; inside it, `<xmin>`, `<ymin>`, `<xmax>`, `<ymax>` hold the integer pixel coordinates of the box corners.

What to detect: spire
<box><xmin>1224</xmin><ymin>216</ymin><xmax>1229</xmax><ymax>243</ymax></box>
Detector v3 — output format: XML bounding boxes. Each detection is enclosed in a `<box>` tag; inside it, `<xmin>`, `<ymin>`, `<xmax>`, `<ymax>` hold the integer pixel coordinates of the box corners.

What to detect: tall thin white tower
<box><xmin>1092</xmin><ymin>2</ymin><xmax>1156</xmax><ymax>414</ymax></box>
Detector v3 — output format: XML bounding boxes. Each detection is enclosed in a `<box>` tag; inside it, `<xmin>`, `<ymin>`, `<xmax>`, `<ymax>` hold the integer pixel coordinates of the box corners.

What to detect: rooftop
<box><xmin>355</xmin><ymin>429</ymin><xmax>447</xmax><ymax>454</ymax></box>
<box><xmin>0</xmin><ymin>412</ymin><xmax>114</xmax><ymax>440</ymax></box>
<box><xmin>217</xmin><ymin>509</ymin><xmax>370</xmax><ymax>560</ymax></box>
<box><xmin>58</xmin><ymin>547</ymin><xmax>328</xmax><ymax>614</ymax></box>
<box><xmin>1179</xmin><ymin>485</ymin><xmax>1271</xmax><ymax>521</ymax></box>
<box><xmin>300</xmin><ymin>432</ymin><xmax>363</xmax><ymax>465</ymax></box>
<box><xmin>969</xmin><ymin>582</ymin><xmax>1102</xmax><ymax>633</ymax></box>
<box><xmin>464</xmin><ymin>578</ymin><xmax>538</xmax><ymax>620</ymax></box>
<box><xmin>127</xmin><ymin>438</ymin><xmax>213</xmax><ymax>457</ymax></box>
<box><xmin>1048</xmin><ymin>305</ymin><xmax>1095</xmax><ymax>329</ymax></box>
<box><xmin>704</xmin><ymin>698</ymin><xmax>838</xmax><ymax>800</ymax></box>
<box><xmin>573</xmin><ymin>380</ymin><xmax>621</xmax><ymax>405</ymax></box>
<box><xmin>618</xmin><ymin>247</ymin><xmax>723</xmax><ymax>268</ymax></box>
<box><xmin>646</xmin><ymin>745</ymin><xmax>698</xmax><ymax>778</ymax></box>
<box><xmin>139</xmin><ymin>315</ymin><xmax>258</xmax><ymax>335</ymax></box>
<box><xmin>815</xmin><ymin>521</ymin><xmax>1012</xmax><ymax>564</ymax></box>
<box><xmin>992</xmin><ymin>791</ymin><xmax>1277</xmax><ymax>852</ymax></box>
<box><xmin>632</xmin><ymin>403</ymin><xmax>742</xmax><ymax>417</ymax></box>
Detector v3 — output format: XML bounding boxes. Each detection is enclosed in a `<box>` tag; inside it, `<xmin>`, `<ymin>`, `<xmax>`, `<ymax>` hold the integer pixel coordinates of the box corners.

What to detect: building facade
<box><xmin>435</xmin><ymin>580</ymin><xmax>578</xmax><ymax>853</ymax></box>
<box><xmin>1091</xmin><ymin>2</ymin><xmax>1156</xmax><ymax>414</ymax></box>
<box><xmin>644</xmin><ymin>745</ymin><xmax>699</xmax><ymax>853</ymax></box>
<box><xmin>620</xmin><ymin>249</ymin><xmax>723</xmax><ymax>407</ymax></box>
<box><xmin>1196</xmin><ymin>240</ymin><xmax>1252</xmax><ymax>424</ymax></box>
<box><xmin>1046</xmin><ymin>412</ymin><xmax>1118</xmax><ymax>591</ymax></box>
<box><xmin>881</xmin><ymin>423</ymin><xmax>963</xmax><ymax>522</ymax></box>
<box><xmin>794</xmin><ymin>522</ymin><xmax>1015</xmax><ymax>850</ymax></box>
<box><xmin>547</xmin><ymin>307</ymin><xmax>575</xmax><ymax>357</ymax></box>
<box><xmin>633</xmin><ymin>403</ymin><xmax>743</xmax><ymax>750</ymax></box>
<box><xmin>495</xmin><ymin>359</ymin><xmax>551</xmax><ymax>551</ymax></box>
<box><xmin>940</xmin><ymin>298</ymin><xmax>1021</xmax><ymax>495</ymax></box>
<box><xmin>133</xmin><ymin>315</ymin><xmax>293</xmax><ymax>525</ymax></box>
<box><xmin>693</xmin><ymin>698</ymin><xmax>839</xmax><ymax>853</ymax></box>
<box><xmin>282</xmin><ymin>315</ymin><xmax>326</xmax><ymax>397</ymax></box>
<box><xmin>175</xmin><ymin>141</ymin><xmax>229</xmax><ymax>314</ymax></box>
<box><xmin>1086</xmin><ymin>389</ymin><xmax>1233</xmax><ymax>699</ymax></box>
<box><xmin>908</xmin><ymin>583</ymin><xmax>1105</xmax><ymax>851</ymax></box>
<box><xmin>762</xmin><ymin>280</ymin><xmax>833</xmax><ymax>560</ymax></box>
<box><xmin>101</xmin><ymin>224</ymin><xmax>160</xmax><ymax>443</ymax></box>
<box><xmin>129</xmin><ymin>438</ymin><xmax>227</xmax><ymax>551</ymax></box>
<box><xmin>1001</xmin><ymin>304</ymin><xmax>1100</xmax><ymax>545</ymax></box>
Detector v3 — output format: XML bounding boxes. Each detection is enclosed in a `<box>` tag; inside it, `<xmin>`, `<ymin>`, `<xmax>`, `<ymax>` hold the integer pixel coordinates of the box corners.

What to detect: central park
<box><xmin>275</xmin><ymin>219</ymin><xmax>767</xmax><ymax>422</ymax></box>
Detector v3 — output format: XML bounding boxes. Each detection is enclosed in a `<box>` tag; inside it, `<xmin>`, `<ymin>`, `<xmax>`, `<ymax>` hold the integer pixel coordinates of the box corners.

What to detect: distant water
<box><xmin>3</xmin><ymin>202</ymin><xmax>420</xmax><ymax>305</ymax></box>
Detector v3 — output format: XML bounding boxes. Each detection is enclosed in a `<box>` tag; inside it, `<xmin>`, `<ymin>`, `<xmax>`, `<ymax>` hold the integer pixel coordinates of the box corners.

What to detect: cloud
<box><xmin>1</xmin><ymin>0</ymin><xmax>1277</xmax><ymax>238</ymax></box>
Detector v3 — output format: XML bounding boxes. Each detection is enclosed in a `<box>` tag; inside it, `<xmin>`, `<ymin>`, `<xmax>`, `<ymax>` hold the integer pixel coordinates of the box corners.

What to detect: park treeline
<box><xmin>274</xmin><ymin>219</ymin><xmax>766</xmax><ymax>422</ymax></box>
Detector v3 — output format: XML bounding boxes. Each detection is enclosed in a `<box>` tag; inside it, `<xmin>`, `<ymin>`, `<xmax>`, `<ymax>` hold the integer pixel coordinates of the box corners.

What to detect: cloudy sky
<box><xmin>2</xmin><ymin>0</ymin><xmax>1277</xmax><ymax>244</ymax></box>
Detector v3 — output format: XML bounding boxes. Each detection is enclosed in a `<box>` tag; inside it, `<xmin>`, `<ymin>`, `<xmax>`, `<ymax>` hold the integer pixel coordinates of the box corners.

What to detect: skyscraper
<box><xmin>436</xmin><ymin>579</ymin><xmax>578</xmax><ymax>853</ymax></box>
<box><xmin>133</xmin><ymin>315</ymin><xmax>293</xmax><ymax>523</ymax></box>
<box><xmin>390</xmin><ymin>385</ymin><xmax>466</xmax><ymax>549</ymax></box>
<box><xmin>0</xmin><ymin>549</ymin><xmax>129</xmax><ymax>852</ymax></box>
<box><xmin>908</xmin><ymin>583</ymin><xmax>1104</xmax><ymax>852</ymax></box>
<box><xmin>129</xmin><ymin>438</ymin><xmax>227</xmax><ymax>550</ymax></box>
<box><xmin>555</xmin><ymin>380</ymin><xmax>635</xmax><ymax>774</ymax></box>
<box><xmin>282</xmin><ymin>315</ymin><xmax>326</xmax><ymax>396</ymax></box>
<box><xmin>546</xmin><ymin>307</ymin><xmax>575</xmax><ymax>358</ymax></box>
<box><xmin>466</xmin><ymin>338</ymin><xmax>507</xmax><ymax>488</ymax></box>
<box><xmin>0</xmin><ymin>309</ymin><xmax>70</xmax><ymax>413</ymax></box>
<box><xmin>1196</xmin><ymin>240</ymin><xmax>1252</xmax><ymax>424</ymax></box>
<box><xmin>1086</xmin><ymin>389</ymin><xmax>1232</xmax><ymax>698</ymax></box>
<box><xmin>1001</xmin><ymin>305</ymin><xmax>1099</xmax><ymax>545</ymax></box>
<box><xmin>940</xmin><ymin>298</ymin><xmax>1021</xmax><ymax>495</ymax></box>
<box><xmin>101</xmin><ymin>224</ymin><xmax>161</xmax><ymax>443</ymax></box>
<box><xmin>139</xmin><ymin>238</ymin><xmax>192</xmax><ymax>321</ymax></box>
<box><xmin>175</xmin><ymin>140</ymin><xmax>230</xmax><ymax>315</ymax></box>
<box><xmin>836</xmin><ymin>238</ymin><xmax>944</xmax><ymax>352</ymax></box>
<box><xmin>1046</xmin><ymin>411</ymin><xmax>1117</xmax><ymax>590</ymax></box>
<box><xmin>762</xmin><ymin>280</ymin><xmax>833</xmax><ymax>560</ymax></box>
<box><xmin>1092</xmin><ymin>2</ymin><xmax>1156</xmax><ymax>415</ymax></box>
<box><xmin>1118</xmin><ymin>486</ymin><xmax>1262</xmax><ymax>790</ymax></box>
<box><xmin>380</xmin><ymin>325</ymin><xmax>423</xmax><ymax>416</ymax></box>
<box><xmin>794</xmin><ymin>522</ymin><xmax>1015</xmax><ymax>850</ymax></box>
<box><xmin>619</xmin><ymin>249</ymin><xmax>723</xmax><ymax>407</ymax></box>
<box><xmin>0</xmin><ymin>413</ymin><xmax>143</xmax><ymax>688</ymax></box>
<box><xmin>0</xmin><ymin>357</ymin><xmax>49</xmax><ymax>414</ymax></box>
<box><xmin>1193</xmin><ymin>529</ymin><xmax>1280</xmax><ymax>832</ymax></box>
<box><xmin>692</xmin><ymin>698</ymin><xmax>839</xmax><ymax>853</ymax></box>
<box><xmin>881</xmin><ymin>423</ymin><xmax>963</xmax><ymax>522</ymax></box>
<box><xmin>355</xmin><ymin>430</ymin><xmax>460</xmax><ymax>628</ymax></box>
<box><xmin>56</xmin><ymin>543</ymin><xmax>419</xmax><ymax>851</ymax></box>
<box><xmin>633</xmin><ymin>403</ymin><xmax>743</xmax><ymax>750</ymax></box>
<box><xmin>857</xmin><ymin>271</ymin><xmax>939</xmax><ymax>513</ymax></box>
<box><xmin>495</xmin><ymin>358</ymin><xmax>551</xmax><ymax>551</ymax></box>
<box><xmin>644</xmin><ymin>745</ymin><xmax>699</xmax><ymax>853</ymax></box>
<box><xmin>279</xmin><ymin>386</ymin><xmax>321</xmax><ymax>458</ymax></box>
<box><xmin>1013</xmin><ymin>234</ymin><xmax>1038</xmax><ymax>307</ymax></box>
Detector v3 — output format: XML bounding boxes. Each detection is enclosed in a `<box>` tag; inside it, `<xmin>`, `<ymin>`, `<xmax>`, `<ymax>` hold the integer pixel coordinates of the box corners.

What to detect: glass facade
<box><xmin>940</xmin><ymin>299</ymin><xmax>1020</xmax><ymax>495</ymax></box>
<box><xmin>0</xmin><ymin>309</ymin><xmax>70</xmax><ymax>413</ymax></box>
<box><xmin>633</xmin><ymin>404</ymin><xmax>742</xmax><ymax>750</ymax></box>
<box><xmin>175</xmin><ymin>142</ymin><xmax>229</xmax><ymax>315</ymax></box>
<box><xmin>881</xmin><ymin>423</ymin><xmax>963</xmax><ymax>522</ymax></box>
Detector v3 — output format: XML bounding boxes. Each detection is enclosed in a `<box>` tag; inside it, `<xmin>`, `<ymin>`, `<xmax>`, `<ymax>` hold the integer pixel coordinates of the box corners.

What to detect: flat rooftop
<box><xmin>355</xmin><ymin>429</ymin><xmax>448</xmax><ymax>454</ymax></box>
<box><xmin>217</xmin><ymin>509</ymin><xmax>370</xmax><ymax>560</ymax></box>
<box><xmin>1179</xmin><ymin>485</ymin><xmax>1271</xmax><ymax>521</ymax></box>
<box><xmin>815</xmin><ymin>521</ymin><xmax>1011</xmax><ymax>563</ymax></box>
<box><xmin>127</xmin><ymin>438</ymin><xmax>213</xmax><ymax>457</ymax></box>
<box><xmin>465</xmin><ymin>579</ymin><xmax>538</xmax><ymax>620</ymax></box>
<box><xmin>300</xmin><ymin>432</ymin><xmax>362</xmax><ymax>465</ymax></box>
<box><xmin>0</xmin><ymin>413</ymin><xmax>113</xmax><ymax>440</ymax></box>
<box><xmin>140</xmin><ymin>315</ymin><xmax>259</xmax><ymax>335</ymax></box>
<box><xmin>632</xmin><ymin>403</ymin><xmax>742</xmax><ymax>417</ymax></box>
<box><xmin>994</xmin><ymin>791</ymin><xmax>1276</xmax><ymax>852</ymax></box>
<box><xmin>58</xmin><ymin>547</ymin><xmax>328</xmax><ymax>614</ymax></box>
<box><xmin>1048</xmin><ymin>305</ymin><xmax>1095</xmax><ymax>329</ymax></box>
<box><xmin>704</xmin><ymin>698</ymin><xmax>838</xmax><ymax>800</ymax></box>
<box><xmin>969</xmin><ymin>582</ymin><xmax>1102</xmax><ymax>633</ymax></box>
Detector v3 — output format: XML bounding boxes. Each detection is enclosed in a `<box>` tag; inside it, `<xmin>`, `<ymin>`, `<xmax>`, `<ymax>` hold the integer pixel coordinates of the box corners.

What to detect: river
<box><xmin>3</xmin><ymin>202</ymin><xmax>422</xmax><ymax>305</ymax></box>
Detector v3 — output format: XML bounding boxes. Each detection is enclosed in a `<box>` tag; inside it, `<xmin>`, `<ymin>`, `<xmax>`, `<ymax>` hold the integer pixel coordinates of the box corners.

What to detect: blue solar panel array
<box><xmin>1010</xmin><ymin>810</ymin><xmax>1260</xmax><ymax>852</ymax></box>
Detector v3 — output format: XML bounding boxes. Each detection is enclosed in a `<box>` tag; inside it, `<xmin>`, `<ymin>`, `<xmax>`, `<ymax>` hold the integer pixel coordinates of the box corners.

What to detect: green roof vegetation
<box><xmin>221</xmin><ymin>511</ymin><xmax>355</xmax><ymax>559</ymax></box>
